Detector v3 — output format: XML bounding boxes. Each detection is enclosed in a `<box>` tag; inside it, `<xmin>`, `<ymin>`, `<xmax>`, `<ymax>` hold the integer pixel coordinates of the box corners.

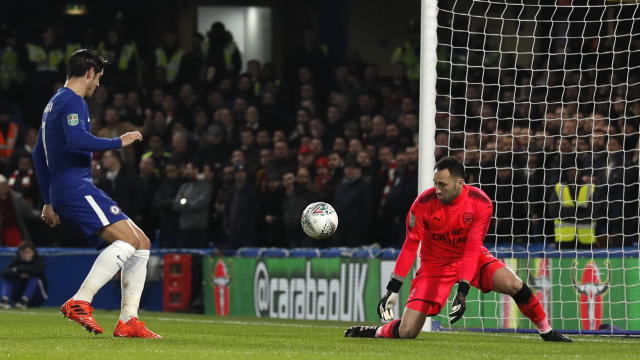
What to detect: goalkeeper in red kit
<box><xmin>345</xmin><ymin>157</ymin><xmax>571</xmax><ymax>342</ymax></box>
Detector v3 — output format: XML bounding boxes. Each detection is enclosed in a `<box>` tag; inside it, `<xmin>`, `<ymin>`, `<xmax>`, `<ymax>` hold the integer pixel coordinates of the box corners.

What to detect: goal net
<box><xmin>430</xmin><ymin>0</ymin><xmax>640</xmax><ymax>334</ymax></box>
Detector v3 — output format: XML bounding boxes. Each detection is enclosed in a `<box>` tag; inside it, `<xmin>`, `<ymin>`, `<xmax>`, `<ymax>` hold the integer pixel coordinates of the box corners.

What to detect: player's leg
<box><xmin>112</xmin><ymin>220</ymin><xmax>161</xmax><ymax>338</ymax></box>
<box><xmin>71</xmin><ymin>219</ymin><xmax>141</xmax><ymax>303</ymax></box>
<box><xmin>489</xmin><ymin>265</ymin><xmax>571</xmax><ymax>342</ymax></box>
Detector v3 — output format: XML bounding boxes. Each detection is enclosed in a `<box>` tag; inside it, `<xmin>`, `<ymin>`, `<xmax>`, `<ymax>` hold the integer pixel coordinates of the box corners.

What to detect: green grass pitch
<box><xmin>0</xmin><ymin>308</ymin><xmax>637</xmax><ymax>359</ymax></box>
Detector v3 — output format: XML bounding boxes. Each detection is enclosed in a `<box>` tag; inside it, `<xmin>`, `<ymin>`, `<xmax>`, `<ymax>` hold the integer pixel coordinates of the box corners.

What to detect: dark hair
<box><xmin>67</xmin><ymin>49</ymin><xmax>109</xmax><ymax>78</ymax></box>
<box><xmin>436</xmin><ymin>156</ymin><xmax>465</xmax><ymax>178</ymax></box>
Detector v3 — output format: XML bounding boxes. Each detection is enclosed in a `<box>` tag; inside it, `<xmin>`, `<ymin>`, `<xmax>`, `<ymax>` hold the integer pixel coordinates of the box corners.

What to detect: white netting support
<box><xmin>434</xmin><ymin>0</ymin><xmax>640</xmax><ymax>334</ymax></box>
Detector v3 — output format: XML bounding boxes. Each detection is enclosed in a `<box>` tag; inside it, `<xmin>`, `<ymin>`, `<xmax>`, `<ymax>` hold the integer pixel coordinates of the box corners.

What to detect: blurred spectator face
<box><xmin>372</xmin><ymin>115</ymin><xmax>386</xmax><ymax>136</ymax></box>
<box><xmin>267</xmin><ymin>177</ymin><xmax>281</xmax><ymax>191</ymax></box>
<box><xmin>222</xmin><ymin>166</ymin><xmax>235</xmax><ymax>183</ymax></box>
<box><xmin>194</xmin><ymin>110</ymin><xmax>209</xmax><ymax>129</ymax></box>
<box><xmin>113</xmin><ymin>93</ymin><xmax>126</xmax><ymax>110</ymax></box>
<box><xmin>43</xmin><ymin>26</ymin><xmax>55</xmax><ymax>46</ymax></box>
<box><xmin>359</xmin><ymin>115</ymin><xmax>372</xmax><ymax>132</ymax></box>
<box><xmin>231</xmin><ymin>150</ymin><xmax>245</xmax><ymax>166</ymax></box>
<box><xmin>245</xmin><ymin>106</ymin><xmax>259</xmax><ymax>127</ymax></box>
<box><xmin>496</xmin><ymin>134</ymin><xmax>513</xmax><ymax>152</ymax></box>
<box><xmin>126</xmin><ymin>91</ymin><xmax>140</xmax><ymax>108</ymax></box>
<box><xmin>182</xmin><ymin>163</ymin><xmax>196</xmax><ymax>179</ymax></box>
<box><xmin>402</xmin><ymin>113</ymin><xmax>418</xmax><ymax>131</ymax></box>
<box><xmin>559</xmin><ymin>137</ymin><xmax>575</xmax><ymax>153</ymax></box>
<box><xmin>497</xmin><ymin>168</ymin><xmax>512</xmax><ymax>181</ymax></box>
<box><xmin>234</xmin><ymin>97</ymin><xmax>248</xmax><ymax>115</ymax></box>
<box><xmin>217</xmin><ymin>108</ymin><xmax>234</xmax><ymax>127</ymax></box>
<box><xmin>328</xmin><ymin>153</ymin><xmax>342</xmax><ymax>170</ymax></box>
<box><xmin>262</xmin><ymin>92</ymin><xmax>276</xmax><ymax>106</ymax></box>
<box><xmin>608</xmin><ymin>137</ymin><xmax>622</xmax><ymax>152</ymax></box>
<box><xmin>208</xmin><ymin>91</ymin><xmax>225</xmax><ymax>109</ymax></box>
<box><xmin>104</xmin><ymin>108</ymin><xmax>119</xmax><ymax>126</ymax></box>
<box><xmin>274</xmin><ymin>141</ymin><xmax>289</xmax><ymax>159</ymax></box>
<box><xmin>219</xmin><ymin>78</ymin><xmax>234</xmax><ymax>93</ymax></box>
<box><xmin>94</xmin><ymin>87</ymin><xmax>109</xmax><ymax>105</ymax></box>
<box><xmin>152</xmin><ymin>88</ymin><xmax>165</xmax><ymax>107</ymax></box>
<box><xmin>309</xmin><ymin>118</ymin><xmax>325</xmax><ymax>138</ymax></box>
<box><xmin>344</xmin><ymin>163</ymin><xmax>362</xmax><ymax>181</ymax></box>
<box><xmin>357</xmin><ymin>151</ymin><xmax>371</xmax><ymax>167</ymax></box>
<box><xmin>282</xmin><ymin>172</ymin><xmax>295</xmax><ymax>189</ymax></box>
<box><xmin>296</xmin><ymin>167</ymin><xmax>311</xmax><ymax>185</ymax></box>
<box><xmin>297</xmin><ymin>109</ymin><xmax>311</xmax><ymax>124</ymax></box>
<box><xmin>300</xmin><ymin>84</ymin><xmax>314</xmax><ymax>100</ymax></box>
<box><xmin>406</xmin><ymin>146</ymin><xmax>418</xmax><ymax>165</ymax></box>
<box><xmin>101</xmin><ymin>150</ymin><xmax>119</xmax><ymax>170</ymax></box>
<box><xmin>327</xmin><ymin>106</ymin><xmax>341</xmax><ymax>124</ymax></box>
<box><xmin>256</xmin><ymin>130</ymin><xmax>271</xmax><ymax>148</ymax></box>
<box><xmin>333</xmin><ymin>137</ymin><xmax>347</xmax><ymax>154</ymax></box>
<box><xmin>365</xmin><ymin>145</ymin><xmax>377</xmax><ymax>162</ymax></box>
<box><xmin>335</xmin><ymin>65</ymin><xmax>349</xmax><ymax>82</ymax></box>
<box><xmin>465</xmin><ymin>134</ymin><xmax>479</xmax><ymax>149</ymax></box>
<box><xmin>348</xmin><ymin>138</ymin><xmax>363</xmax><ymax>156</ymax></box>
<box><xmin>180</xmin><ymin>84</ymin><xmax>194</xmax><ymax>100</ymax></box>
<box><xmin>172</xmin><ymin>132</ymin><xmax>187</xmax><ymax>152</ymax></box>
<box><xmin>260</xmin><ymin>149</ymin><xmax>273</xmax><ymax>167</ymax></box>
<box><xmin>301</xmin><ymin>99</ymin><xmax>316</xmax><ymax>115</ymax></box>
<box><xmin>358</xmin><ymin>94</ymin><xmax>373</xmax><ymax>113</ymax></box>
<box><xmin>401</xmin><ymin>97</ymin><xmax>416</xmax><ymax>113</ymax></box>
<box><xmin>18</xmin><ymin>156</ymin><xmax>32</xmax><ymax>172</ymax></box>
<box><xmin>139</xmin><ymin>157</ymin><xmax>155</xmax><ymax>176</ymax></box>
<box><xmin>481</xmin><ymin>143</ymin><xmax>496</xmax><ymax>166</ymax></box>
<box><xmin>577</xmin><ymin>137</ymin><xmax>590</xmax><ymax>152</ymax></box>
<box><xmin>148</xmin><ymin>135</ymin><xmax>163</xmax><ymax>152</ymax></box>
<box><xmin>385</xmin><ymin>124</ymin><xmax>399</xmax><ymax>140</ymax></box>
<box><xmin>19</xmin><ymin>247</ymin><xmax>34</xmax><ymax>262</ymax></box>
<box><xmin>396</xmin><ymin>152</ymin><xmax>408</xmax><ymax>169</ymax></box>
<box><xmin>203</xmin><ymin>164</ymin><xmax>214</xmax><ymax>181</ymax></box>
<box><xmin>561</xmin><ymin>119</ymin><xmax>577</xmax><ymax>136</ymax></box>
<box><xmin>482</xmin><ymin>117</ymin><xmax>497</xmax><ymax>134</ymax></box>
<box><xmin>310</xmin><ymin>138</ymin><xmax>324</xmax><ymax>156</ymax></box>
<box><xmin>298</xmin><ymin>67</ymin><xmax>313</xmax><ymax>83</ymax></box>
<box><xmin>379</xmin><ymin>147</ymin><xmax>393</xmax><ymax>166</ymax></box>
<box><xmin>464</xmin><ymin>147</ymin><xmax>480</xmax><ymax>166</ymax></box>
<box><xmin>343</xmin><ymin>122</ymin><xmax>360</xmax><ymax>140</ymax></box>
<box><xmin>273</xmin><ymin>130</ymin><xmax>286</xmax><ymax>144</ymax></box>
<box><xmin>247</xmin><ymin>60</ymin><xmax>261</xmax><ymax>77</ymax></box>
<box><xmin>238</xmin><ymin>76</ymin><xmax>253</xmax><ymax>93</ymax></box>
<box><xmin>162</xmin><ymin>95</ymin><xmax>176</xmax><ymax>113</ymax></box>
<box><xmin>240</xmin><ymin>130</ymin><xmax>255</xmax><ymax>147</ymax></box>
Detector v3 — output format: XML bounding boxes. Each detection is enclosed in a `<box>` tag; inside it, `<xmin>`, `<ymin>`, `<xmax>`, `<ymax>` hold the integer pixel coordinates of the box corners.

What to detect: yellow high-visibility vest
<box><xmin>554</xmin><ymin>183</ymin><xmax>596</xmax><ymax>244</ymax></box>
<box><xmin>26</xmin><ymin>43</ymin><xmax>64</xmax><ymax>72</ymax></box>
<box><xmin>155</xmin><ymin>47</ymin><xmax>184</xmax><ymax>83</ymax></box>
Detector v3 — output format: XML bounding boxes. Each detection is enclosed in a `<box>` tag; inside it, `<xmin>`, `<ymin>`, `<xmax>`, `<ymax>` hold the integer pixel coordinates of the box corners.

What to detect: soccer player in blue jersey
<box><xmin>32</xmin><ymin>49</ymin><xmax>160</xmax><ymax>338</ymax></box>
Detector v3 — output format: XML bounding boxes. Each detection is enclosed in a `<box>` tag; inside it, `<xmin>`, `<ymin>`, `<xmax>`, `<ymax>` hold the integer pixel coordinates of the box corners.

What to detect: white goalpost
<box><xmin>420</xmin><ymin>0</ymin><xmax>640</xmax><ymax>334</ymax></box>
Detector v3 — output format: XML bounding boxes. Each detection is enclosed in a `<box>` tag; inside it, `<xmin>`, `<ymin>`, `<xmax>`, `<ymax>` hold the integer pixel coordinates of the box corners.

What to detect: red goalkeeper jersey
<box><xmin>393</xmin><ymin>184</ymin><xmax>493</xmax><ymax>282</ymax></box>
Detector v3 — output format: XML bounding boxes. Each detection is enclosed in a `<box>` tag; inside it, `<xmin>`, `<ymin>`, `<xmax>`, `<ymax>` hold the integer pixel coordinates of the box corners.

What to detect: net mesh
<box><xmin>432</xmin><ymin>0</ymin><xmax>640</xmax><ymax>333</ymax></box>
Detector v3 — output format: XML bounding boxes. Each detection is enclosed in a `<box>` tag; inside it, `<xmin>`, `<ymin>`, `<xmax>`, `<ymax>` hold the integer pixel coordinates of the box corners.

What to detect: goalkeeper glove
<box><xmin>448</xmin><ymin>281</ymin><xmax>470</xmax><ymax>324</ymax></box>
<box><xmin>377</xmin><ymin>278</ymin><xmax>402</xmax><ymax>321</ymax></box>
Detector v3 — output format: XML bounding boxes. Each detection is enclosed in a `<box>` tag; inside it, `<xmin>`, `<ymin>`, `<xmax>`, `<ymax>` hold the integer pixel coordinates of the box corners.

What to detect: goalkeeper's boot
<box><xmin>60</xmin><ymin>298</ymin><xmax>104</xmax><ymax>335</ymax></box>
<box><xmin>540</xmin><ymin>330</ymin><xmax>572</xmax><ymax>342</ymax></box>
<box><xmin>344</xmin><ymin>325</ymin><xmax>379</xmax><ymax>338</ymax></box>
<box><xmin>113</xmin><ymin>318</ymin><xmax>162</xmax><ymax>339</ymax></box>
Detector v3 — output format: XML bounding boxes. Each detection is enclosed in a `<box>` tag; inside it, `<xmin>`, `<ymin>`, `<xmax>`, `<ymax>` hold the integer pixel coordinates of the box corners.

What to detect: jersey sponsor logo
<box><xmin>67</xmin><ymin>113</ymin><xmax>79</xmax><ymax>126</ymax></box>
<box><xmin>432</xmin><ymin>229</ymin><xmax>466</xmax><ymax>245</ymax></box>
<box><xmin>110</xmin><ymin>205</ymin><xmax>121</xmax><ymax>215</ymax></box>
<box><xmin>463</xmin><ymin>213</ymin><xmax>473</xmax><ymax>224</ymax></box>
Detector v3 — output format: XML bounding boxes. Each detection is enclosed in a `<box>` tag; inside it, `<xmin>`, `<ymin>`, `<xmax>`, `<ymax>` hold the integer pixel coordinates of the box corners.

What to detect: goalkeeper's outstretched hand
<box><xmin>449</xmin><ymin>281</ymin><xmax>470</xmax><ymax>324</ymax></box>
<box><xmin>377</xmin><ymin>278</ymin><xmax>402</xmax><ymax>321</ymax></box>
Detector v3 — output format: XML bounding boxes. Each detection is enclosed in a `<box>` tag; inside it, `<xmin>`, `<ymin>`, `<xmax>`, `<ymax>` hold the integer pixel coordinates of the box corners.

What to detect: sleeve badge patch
<box><xmin>409</xmin><ymin>212</ymin><xmax>416</xmax><ymax>228</ymax></box>
<box><xmin>67</xmin><ymin>113</ymin><xmax>79</xmax><ymax>126</ymax></box>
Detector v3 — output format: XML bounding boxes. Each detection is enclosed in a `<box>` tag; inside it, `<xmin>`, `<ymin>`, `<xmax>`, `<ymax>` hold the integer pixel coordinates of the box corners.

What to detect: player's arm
<box><xmin>378</xmin><ymin>202</ymin><xmax>425</xmax><ymax>320</ymax></box>
<box><xmin>449</xmin><ymin>199</ymin><xmax>493</xmax><ymax>323</ymax></box>
<box><xmin>32</xmin><ymin>129</ymin><xmax>60</xmax><ymax>227</ymax></box>
<box><xmin>62</xmin><ymin>100</ymin><xmax>125</xmax><ymax>151</ymax></box>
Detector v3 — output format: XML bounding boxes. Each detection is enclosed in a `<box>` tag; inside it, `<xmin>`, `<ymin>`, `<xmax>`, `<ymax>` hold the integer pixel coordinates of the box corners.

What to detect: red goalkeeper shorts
<box><xmin>405</xmin><ymin>250</ymin><xmax>505</xmax><ymax>316</ymax></box>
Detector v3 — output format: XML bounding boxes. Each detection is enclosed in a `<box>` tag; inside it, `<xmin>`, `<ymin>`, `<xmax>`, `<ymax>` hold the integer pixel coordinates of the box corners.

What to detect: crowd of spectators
<box><xmin>0</xmin><ymin>13</ymin><xmax>639</xmax><ymax>250</ymax></box>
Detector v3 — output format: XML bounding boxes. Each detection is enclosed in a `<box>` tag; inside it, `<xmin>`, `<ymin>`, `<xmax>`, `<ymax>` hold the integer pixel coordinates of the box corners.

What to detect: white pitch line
<box><xmin>1</xmin><ymin>310</ymin><xmax>637</xmax><ymax>343</ymax></box>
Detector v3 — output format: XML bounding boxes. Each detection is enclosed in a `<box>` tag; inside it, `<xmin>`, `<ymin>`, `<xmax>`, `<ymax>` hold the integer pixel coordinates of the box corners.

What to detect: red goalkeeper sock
<box><xmin>375</xmin><ymin>319</ymin><xmax>401</xmax><ymax>338</ymax></box>
<box><xmin>513</xmin><ymin>284</ymin><xmax>551</xmax><ymax>333</ymax></box>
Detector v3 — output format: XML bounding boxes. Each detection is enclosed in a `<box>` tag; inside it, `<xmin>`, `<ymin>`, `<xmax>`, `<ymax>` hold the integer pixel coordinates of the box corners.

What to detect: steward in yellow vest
<box><xmin>550</xmin><ymin>168</ymin><xmax>596</xmax><ymax>246</ymax></box>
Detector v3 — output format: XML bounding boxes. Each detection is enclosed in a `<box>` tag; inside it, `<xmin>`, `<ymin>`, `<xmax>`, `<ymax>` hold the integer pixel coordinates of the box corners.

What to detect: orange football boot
<box><xmin>113</xmin><ymin>318</ymin><xmax>162</xmax><ymax>339</ymax></box>
<box><xmin>60</xmin><ymin>298</ymin><xmax>104</xmax><ymax>335</ymax></box>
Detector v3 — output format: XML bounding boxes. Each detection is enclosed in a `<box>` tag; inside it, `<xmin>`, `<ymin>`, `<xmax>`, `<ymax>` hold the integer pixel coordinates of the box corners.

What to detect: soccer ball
<box><xmin>301</xmin><ymin>202</ymin><xmax>339</xmax><ymax>239</ymax></box>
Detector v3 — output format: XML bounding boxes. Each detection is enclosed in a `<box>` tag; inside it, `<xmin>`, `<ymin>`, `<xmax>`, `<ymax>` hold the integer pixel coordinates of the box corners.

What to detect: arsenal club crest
<box><xmin>463</xmin><ymin>213</ymin><xmax>473</xmax><ymax>224</ymax></box>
